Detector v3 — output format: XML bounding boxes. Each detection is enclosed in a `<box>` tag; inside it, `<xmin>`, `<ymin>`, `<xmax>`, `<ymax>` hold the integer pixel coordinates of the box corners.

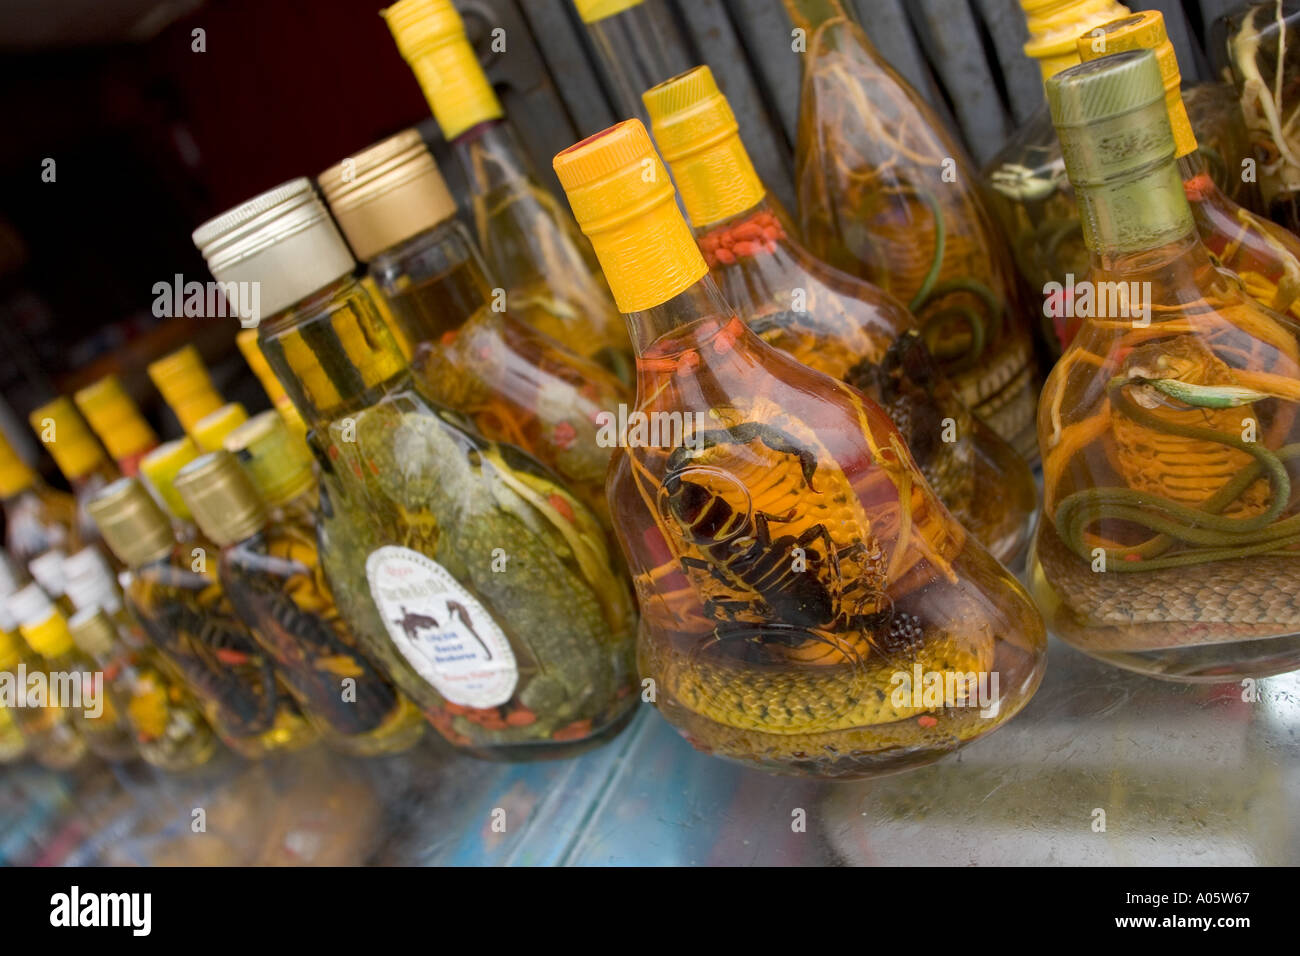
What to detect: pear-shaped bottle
<box><xmin>554</xmin><ymin>119</ymin><xmax>1045</xmax><ymax>778</ymax></box>
<box><xmin>1032</xmin><ymin>49</ymin><xmax>1300</xmax><ymax>679</ymax></box>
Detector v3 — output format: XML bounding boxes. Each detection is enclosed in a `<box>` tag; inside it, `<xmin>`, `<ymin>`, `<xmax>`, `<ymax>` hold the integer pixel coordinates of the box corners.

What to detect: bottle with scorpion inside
<box><xmin>383</xmin><ymin>0</ymin><xmax>634</xmax><ymax>383</ymax></box>
<box><xmin>9</xmin><ymin>582</ymin><xmax>137</xmax><ymax>762</ymax></box>
<box><xmin>1033</xmin><ymin>49</ymin><xmax>1300</xmax><ymax>679</ymax></box>
<box><xmin>88</xmin><ymin>477</ymin><xmax>317</xmax><ymax>757</ymax></box>
<box><xmin>318</xmin><ymin>130</ymin><xmax>628</xmax><ymax>529</ymax></box>
<box><xmin>554</xmin><ymin>120</ymin><xmax>1046</xmax><ymax>778</ymax></box>
<box><xmin>782</xmin><ymin>0</ymin><xmax>1039</xmax><ymax>458</ymax></box>
<box><xmin>643</xmin><ymin>65</ymin><xmax>1038</xmax><ymax>566</ymax></box>
<box><xmin>191</xmin><ymin>178</ymin><xmax>638</xmax><ymax>758</ymax></box>
<box><xmin>1215</xmin><ymin>1</ymin><xmax>1300</xmax><ymax>235</ymax></box>
<box><xmin>174</xmin><ymin>431</ymin><xmax>425</xmax><ymax>757</ymax></box>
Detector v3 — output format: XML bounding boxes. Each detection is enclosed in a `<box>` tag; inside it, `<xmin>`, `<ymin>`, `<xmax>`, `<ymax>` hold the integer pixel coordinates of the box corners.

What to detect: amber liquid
<box><xmin>612</xmin><ymin>312</ymin><xmax>1045</xmax><ymax>778</ymax></box>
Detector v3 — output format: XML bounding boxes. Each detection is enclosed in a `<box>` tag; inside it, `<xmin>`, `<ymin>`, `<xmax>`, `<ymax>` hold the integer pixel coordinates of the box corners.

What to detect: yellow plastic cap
<box><xmin>643</xmin><ymin>66</ymin><xmax>765</xmax><ymax>230</ymax></box>
<box><xmin>224</xmin><ymin>410</ymin><xmax>315</xmax><ymax>507</ymax></box>
<box><xmin>553</xmin><ymin>120</ymin><xmax>707</xmax><ymax>313</ymax></box>
<box><xmin>0</xmin><ymin>428</ymin><xmax>35</xmax><ymax>499</ymax></box>
<box><xmin>139</xmin><ymin>437</ymin><xmax>201</xmax><ymax>520</ymax></box>
<box><xmin>1076</xmin><ymin>10</ymin><xmax>1196</xmax><ymax>158</ymax></box>
<box><xmin>148</xmin><ymin>345</ymin><xmax>225</xmax><ymax>437</ymax></box>
<box><xmin>383</xmin><ymin>0</ymin><xmax>504</xmax><ymax>140</ymax></box>
<box><xmin>573</xmin><ymin>0</ymin><xmax>643</xmax><ymax>23</ymax></box>
<box><xmin>10</xmin><ymin>583</ymin><xmax>73</xmax><ymax>658</ymax></box>
<box><xmin>28</xmin><ymin>397</ymin><xmax>108</xmax><ymax>482</ymax></box>
<box><xmin>192</xmin><ymin>402</ymin><xmax>249</xmax><ymax>453</ymax></box>
<box><xmin>1021</xmin><ymin>0</ymin><xmax>1131</xmax><ymax>81</ymax></box>
<box><xmin>235</xmin><ymin>330</ymin><xmax>309</xmax><ymax>442</ymax></box>
<box><xmin>74</xmin><ymin>375</ymin><xmax>159</xmax><ymax>464</ymax></box>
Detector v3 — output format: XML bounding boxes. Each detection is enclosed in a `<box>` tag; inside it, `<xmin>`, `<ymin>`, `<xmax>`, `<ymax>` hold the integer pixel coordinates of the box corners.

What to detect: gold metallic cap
<box><xmin>1047</xmin><ymin>49</ymin><xmax>1165</xmax><ymax>150</ymax></box>
<box><xmin>319</xmin><ymin>129</ymin><xmax>458</xmax><ymax>262</ymax></box>
<box><xmin>235</xmin><ymin>330</ymin><xmax>309</xmax><ymax>441</ymax></box>
<box><xmin>553</xmin><ymin>119</ymin><xmax>706</xmax><ymax>313</ymax></box>
<box><xmin>191</xmin><ymin>178</ymin><xmax>356</xmax><ymax>322</ymax></box>
<box><xmin>193</xmin><ymin>402</ymin><xmax>249</xmax><ymax>453</ymax></box>
<box><xmin>1075</xmin><ymin>9</ymin><xmax>1196</xmax><ymax>158</ymax></box>
<box><xmin>68</xmin><ymin>606</ymin><xmax>118</xmax><ymax>658</ymax></box>
<box><xmin>28</xmin><ymin>397</ymin><xmax>109</xmax><ymax>482</ymax></box>
<box><xmin>383</xmin><ymin>0</ymin><xmax>504</xmax><ymax>140</ymax></box>
<box><xmin>86</xmin><ymin>477</ymin><xmax>176</xmax><ymax>568</ymax></box>
<box><xmin>223</xmin><ymin>410</ymin><xmax>315</xmax><ymax>507</ymax></box>
<box><xmin>0</xmin><ymin>428</ymin><xmax>35</xmax><ymax>498</ymax></box>
<box><xmin>139</xmin><ymin>437</ymin><xmax>201</xmax><ymax>520</ymax></box>
<box><xmin>643</xmin><ymin>66</ymin><xmax>765</xmax><ymax>229</ymax></box>
<box><xmin>573</xmin><ymin>0</ymin><xmax>643</xmax><ymax>23</ymax></box>
<box><xmin>147</xmin><ymin>345</ymin><xmax>225</xmax><ymax>437</ymax></box>
<box><xmin>173</xmin><ymin>450</ymin><xmax>267</xmax><ymax>547</ymax></box>
<box><xmin>73</xmin><ymin>375</ymin><xmax>159</xmax><ymax>464</ymax></box>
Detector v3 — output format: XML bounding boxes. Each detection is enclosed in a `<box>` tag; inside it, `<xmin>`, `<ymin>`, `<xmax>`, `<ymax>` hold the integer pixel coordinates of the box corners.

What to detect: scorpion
<box><xmin>662</xmin><ymin>421</ymin><xmax>896</xmax><ymax>652</ymax></box>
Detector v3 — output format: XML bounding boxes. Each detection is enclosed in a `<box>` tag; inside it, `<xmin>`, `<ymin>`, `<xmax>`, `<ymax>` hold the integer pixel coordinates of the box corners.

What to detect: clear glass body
<box><xmin>98</xmin><ymin>640</ymin><xmax>216</xmax><ymax>771</ymax></box>
<box><xmin>787</xmin><ymin>0</ymin><xmax>1038</xmax><ymax>458</ymax></box>
<box><xmin>1217</xmin><ymin>1</ymin><xmax>1300</xmax><ymax>233</ymax></box>
<box><xmin>3</xmin><ymin>482</ymin><xmax>77</xmax><ymax>567</ymax></box>
<box><xmin>452</xmin><ymin>121</ymin><xmax>634</xmax><ymax>381</ymax></box>
<box><xmin>124</xmin><ymin>543</ymin><xmax>317</xmax><ymax>758</ymax></box>
<box><xmin>258</xmin><ymin>278</ymin><xmax>638</xmax><ymax>759</ymax></box>
<box><xmin>219</xmin><ymin>491</ymin><xmax>426</xmax><ymax>757</ymax></box>
<box><xmin>1182</xmin><ymin>82</ymin><xmax>1262</xmax><ymax>213</ymax></box>
<box><xmin>1031</xmin><ymin>229</ymin><xmax>1300</xmax><ymax>679</ymax></box>
<box><xmin>611</xmin><ymin>277</ymin><xmax>1046</xmax><ymax>778</ymax></box>
<box><xmin>40</xmin><ymin>644</ymin><xmax>137</xmax><ymax>762</ymax></box>
<box><xmin>984</xmin><ymin>105</ymin><xmax>1300</xmax><ymax>358</ymax></box>
<box><xmin>699</xmin><ymin>201</ymin><xmax>1037</xmax><ymax>565</ymax></box>
<box><xmin>369</xmin><ymin>219</ymin><xmax>629</xmax><ymax>528</ymax></box>
<box><xmin>2</xmin><ymin>643</ymin><xmax>86</xmax><ymax>769</ymax></box>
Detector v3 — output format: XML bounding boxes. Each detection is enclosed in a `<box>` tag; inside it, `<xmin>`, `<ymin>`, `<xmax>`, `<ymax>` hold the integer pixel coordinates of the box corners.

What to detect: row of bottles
<box><xmin>8</xmin><ymin>0</ymin><xmax>1300</xmax><ymax>783</ymax></box>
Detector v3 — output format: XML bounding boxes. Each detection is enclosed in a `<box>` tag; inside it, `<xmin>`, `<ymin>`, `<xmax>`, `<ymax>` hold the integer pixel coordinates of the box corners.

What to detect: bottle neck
<box><xmin>1076</xmin><ymin>150</ymin><xmax>1195</xmax><ymax>259</ymax></box>
<box><xmin>256</xmin><ymin>276</ymin><xmax>410</xmax><ymax>433</ymax></box>
<box><xmin>783</xmin><ymin>0</ymin><xmax>849</xmax><ymax>32</ymax></box>
<box><xmin>583</xmin><ymin>2</ymin><xmax>694</xmax><ymax>126</ymax></box>
<box><xmin>624</xmin><ymin>275</ymin><xmax>735</xmax><ymax>355</ymax></box>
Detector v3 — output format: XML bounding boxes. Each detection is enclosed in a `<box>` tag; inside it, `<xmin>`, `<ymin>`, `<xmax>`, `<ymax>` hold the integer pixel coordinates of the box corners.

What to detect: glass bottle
<box><xmin>554</xmin><ymin>119</ymin><xmax>1046</xmax><ymax>778</ymax></box>
<box><xmin>139</xmin><ymin>437</ymin><xmax>205</xmax><ymax>540</ymax></box>
<box><xmin>175</xmin><ymin>440</ymin><xmax>426</xmax><ymax>756</ymax></box>
<box><xmin>783</xmin><ymin>0</ymin><xmax>1039</xmax><ymax>458</ymax></box>
<box><xmin>9</xmin><ymin>582</ymin><xmax>137</xmax><ymax>761</ymax></box>
<box><xmin>192</xmin><ymin>178</ymin><xmax>638</xmax><ymax>758</ymax></box>
<box><xmin>61</xmin><ymin>546</ymin><xmax>217</xmax><ymax>771</ymax></box>
<box><xmin>1032</xmin><ymin>49</ymin><xmax>1300</xmax><ymax>680</ymax></box>
<box><xmin>1216</xmin><ymin>1</ymin><xmax>1300</xmax><ymax>234</ymax></box>
<box><xmin>318</xmin><ymin>130</ymin><xmax>628</xmax><ymax>528</ymax></box>
<box><xmin>0</xmin><ymin>580</ymin><xmax>29</xmax><ymax>764</ymax></box>
<box><xmin>87</xmin><ymin>477</ymin><xmax>317</xmax><ymax>757</ymax></box>
<box><xmin>68</xmin><ymin>607</ymin><xmax>216</xmax><ymax>771</ymax></box>
<box><xmin>0</xmin><ymin>599</ymin><xmax>85</xmax><ymax>769</ymax></box>
<box><xmin>147</xmin><ymin>345</ymin><xmax>225</xmax><ymax>440</ymax></box>
<box><xmin>73</xmin><ymin>375</ymin><xmax>160</xmax><ymax>477</ymax></box>
<box><xmin>0</xmin><ymin>428</ymin><xmax>77</xmax><ymax>566</ymax></box>
<box><xmin>1077</xmin><ymin>12</ymin><xmax>1300</xmax><ymax>324</ymax></box>
<box><xmin>237</xmin><ymin>329</ymin><xmax>310</xmax><ymax>443</ymax></box>
<box><xmin>26</xmin><ymin>397</ymin><xmax>118</xmax><ymax>552</ymax></box>
<box><xmin>643</xmin><ymin>65</ymin><xmax>1038</xmax><ymax>566</ymax></box>
<box><xmin>382</xmin><ymin>0</ymin><xmax>634</xmax><ymax>382</ymax></box>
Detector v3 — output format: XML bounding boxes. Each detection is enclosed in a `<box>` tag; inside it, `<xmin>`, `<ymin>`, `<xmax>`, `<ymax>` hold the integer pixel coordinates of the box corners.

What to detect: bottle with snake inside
<box><xmin>554</xmin><ymin>119</ymin><xmax>1046</xmax><ymax>779</ymax></box>
<box><xmin>1033</xmin><ymin>49</ymin><xmax>1300</xmax><ymax>680</ymax></box>
<box><xmin>782</xmin><ymin>0</ymin><xmax>1040</xmax><ymax>459</ymax></box>
<box><xmin>642</xmin><ymin>65</ymin><xmax>1038</xmax><ymax>568</ymax></box>
<box><xmin>192</xmin><ymin>178</ymin><xmax>638</xmax><ymax>759</ymax></box>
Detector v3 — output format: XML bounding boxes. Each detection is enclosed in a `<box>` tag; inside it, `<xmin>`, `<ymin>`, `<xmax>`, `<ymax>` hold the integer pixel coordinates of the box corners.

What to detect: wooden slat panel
<box><xmin>516</xmin><ymin>0</ymin><xmax>617</xmax><ymax>136</ymax></box>
<box><xmin>975</xmin><ymin>0</ymin><xmax>1044</xmax><ymax>124</ymax></box>
<box><xmin>727</xmin><ymin>0</ymin><xmax>803</xmax><ymax>144</ymax></box>
<box><xmin>909</xmin><ymin>0</ymin><xmax>1012</xmax><ymax>164</ymax></box>
<box><xmin>675</xmin><ymin>0</ymin><xmax>796</xmax><ymax>210</ymax></box>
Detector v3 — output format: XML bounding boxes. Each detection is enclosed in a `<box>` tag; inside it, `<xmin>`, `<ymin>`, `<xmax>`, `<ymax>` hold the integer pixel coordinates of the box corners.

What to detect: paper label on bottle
<box><xmin>365</xmin><ymin>546</ymin><xmax>517</xmax><ymax>708</ymax></box>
